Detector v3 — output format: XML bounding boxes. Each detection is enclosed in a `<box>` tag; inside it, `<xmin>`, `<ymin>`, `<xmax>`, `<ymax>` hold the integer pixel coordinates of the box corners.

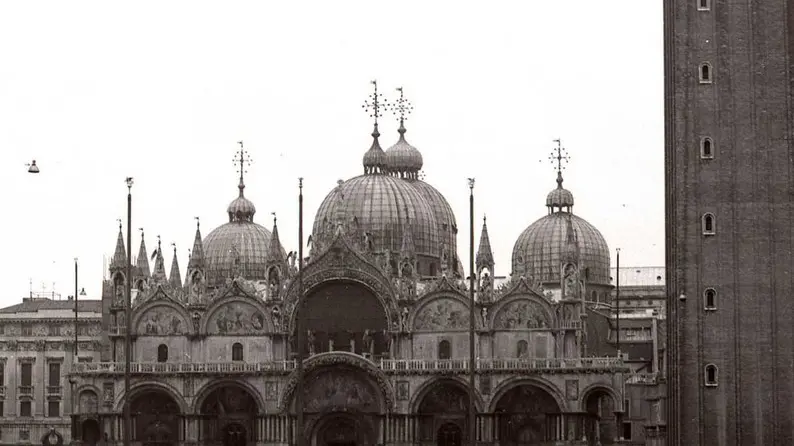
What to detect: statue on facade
<box><xmin>481</xmin><ymin>306</ymin><xmax>489</xmax><ymax>326</ymax></box>
<box><xmin>383</xmin><ymin>329</ymin><xmax>393</xmax><ymax>356</ymax></box>
<box><xmin>362</xmin><ymin>329</ymin><xmax>373</xmax><ymax>355</ymax></box>
<box><xmin>400</xmin><ymin>307</ymin><xmax>410</xmax><ymax>332</ymax></box>
<box><xmin>271</xmin><ymin>306</ymin><xmax>282</xmax><ymax>332</ymax></box>
<box><xmin>307</xmin><ymin>330</ymin><xmax>316</xmax><ymax>356</ymax></box>
<box><xmin>563</xmin><ymin>263</ymin><xmax>578</xmax><ymax>299</ymax></box>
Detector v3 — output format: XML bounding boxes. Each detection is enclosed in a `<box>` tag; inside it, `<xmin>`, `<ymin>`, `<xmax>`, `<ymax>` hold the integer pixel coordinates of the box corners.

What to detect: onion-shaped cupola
<box><xmin>511</xmin><ymin>140</ymin><xmax>611</xmax><ymax>285</ymax></box>
<box><xmin>384</xmin><ymin>87</ymin><xmax>423</xmax><ymax>179</ymax></box>
<box><xmin>201</xmin><ymin>142</ymin><xmax>284</xmax><ymax>287</ymax></box>
<box><xmin>362</xmin><ymin>124</ymin><xmax>386</xmax><ymax>174</ymax></box>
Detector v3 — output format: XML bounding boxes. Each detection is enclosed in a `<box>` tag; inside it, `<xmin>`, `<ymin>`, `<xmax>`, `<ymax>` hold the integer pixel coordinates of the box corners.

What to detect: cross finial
<box><xmin>171</xmin><ymin>242</ymin><xmax>177</xmax><ymax>254</ymax></box>
<box><xmin>117</xmin><ymin>218</ymin><xmax>122</xmax><ymax>230</ymax></box>
<box><xmin>139</xmin><ymin>227</ymin><xmax>144</xmax><ymax>238</ymax></box>
<box><xmin>391</xmin><ymin>87</ymin><xmax>414</xmax><ymax>131</ymax></box>
<box><xmin>362</xmin><ymin>80</ymin><xmax>388</xmax><ymax>127</ymax></box>
<box><xmin>194</xmin><ymin>216</ymin><xmax>200</xmax><ymax>229</ymax></box>
<box><xmin>233</xmin><ymin>141</ymin><xmax>252</xmax><ymax>191</ymax></box>
<box><xmin>157</xmin><ymin>235</ymin><xmax>162</xmax><ymax>250</ymax></box>
<box><xmin>550</xmin><ymin>139</ymin><xmax>570</xmax><ymax>175</ymax></box>
<box><xmin>271</xmin><ymin>211</ymin><xmax>277</xmax><ymax>226</ymax></box>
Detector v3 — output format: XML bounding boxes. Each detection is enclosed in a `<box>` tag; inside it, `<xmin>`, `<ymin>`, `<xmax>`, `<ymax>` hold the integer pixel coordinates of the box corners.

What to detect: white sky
<box><xmin>0</xmin><ymin>1</ymin><xmax>664</xmax><ymax>305</ymax></box>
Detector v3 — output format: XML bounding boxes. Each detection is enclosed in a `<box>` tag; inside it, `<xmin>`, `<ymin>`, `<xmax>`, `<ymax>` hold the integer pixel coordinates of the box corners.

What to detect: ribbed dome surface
<box><xmin>409</xmin><ymin>179</ymin><xmax>459</xmax><ymax>266</ymax></box>
<box><xmin>511</xmin><ymin>212</ymin><xmax>610</xmax><ymax>285</ymax></box>
<box><xmin>546</xmin><ymin>187</ymin><xmax>574</xmax><ymax>208</ymax></box>
<box><xmin>313</xmin><ymin>174</ymin><xmax>440</xmax><ymax>257</ymax></box>
<box><xmin>203</xmin><ymin>222</ymin><xmax>285</xmax><ymax>286</ymax></box>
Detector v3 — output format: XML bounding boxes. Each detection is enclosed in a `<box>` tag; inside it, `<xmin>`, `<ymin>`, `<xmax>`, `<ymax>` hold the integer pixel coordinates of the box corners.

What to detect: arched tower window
<box><xmin>232</xmin><ymin>342</ymin><xmax>244</xmax><ymax>361</ymax></box>
<box><xmin>699</xmin><ymin>63</ymin><xmax>713</xmax><ymax>84</ymax></box>
<box><xmin>698</xmin><ymin>0</ymin><xmax>711</xmax><ymax>10</ymax></box>
<box><xmin>702</xmin><ymin>213</ymin><xmax>716</xmax><ymax>235</ymax></box>
<box><xmin>438</xmin><ymin>340</ymin><xmax>451</xmax><ymax>360</ymax></box>
<box><xmin>704</xmin><ymin>288</ymin><xmax>717</xmax><ymax>310</ymax></box>
<box><xmin>157</xmin><ymin>344</ymin><xmax>168</xmax><ymax>363</ymax></box>
<box><xmin>700</xmin><ymin>137</ymin><xmax>714</xmax><ymax>159</ymax></box>
<box><xmin>704</xmin><ymin>364</ymin><xmax>718</xmax><ymax>386</ymax></box>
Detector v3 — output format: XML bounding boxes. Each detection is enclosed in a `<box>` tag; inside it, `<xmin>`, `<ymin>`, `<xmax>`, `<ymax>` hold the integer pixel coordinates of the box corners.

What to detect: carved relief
<box><xmin>396</xmin><ymin>381</ymin><xmax>409</xmax><ymax>401</ymax></box>
<box><xmin>493</xmin><ymin>299</ymin><xmax>550</xmax><ymax>329</ymax></box>
<box><xmin>563</xmin><ymin>263</ymin><xmax>579</xmax><ymax>299</ymax></box>
<box><xmin>79</xmin><ymin>390</ymin><xmax>99</xmax><ymax>413</ymax></box>
<box><xmin>304</xmin><ymin>370</ymin><xmax>378</xmax><ymax>413</ymax></box>
<box><xmin>137</xmin><ymin>306</ymin><xmax>186</xmax><ymax>335</ymax></box>
<box><xmin>565</xmin><ymin>380</ymin><xmax>579</xmax><ymax>401</ymax></box>
<box><xmin>208</xmin><ymin>301</ymin><xmax>268</xmax><ymax>335</ymax></box>
<box><xmin>102</xmin><ymin>382</ymin><xmax>114</xmax><ymax>406</ymax></box>
<box><xmin>414</xmin><ymin>298</ymin><xmax>469</xmax><ymax>331</ymax></box>
<box><xmin>265</xmin><ymin>382</ymin><xmax>278</xmax><ymax>401</ymax></box>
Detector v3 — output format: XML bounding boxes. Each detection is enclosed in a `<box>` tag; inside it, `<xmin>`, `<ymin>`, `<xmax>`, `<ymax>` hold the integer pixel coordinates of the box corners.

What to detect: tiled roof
<box><xmin>0</xmin><ymin>298</ymin><xmax>103</xmax><ymax>314</ymax></box>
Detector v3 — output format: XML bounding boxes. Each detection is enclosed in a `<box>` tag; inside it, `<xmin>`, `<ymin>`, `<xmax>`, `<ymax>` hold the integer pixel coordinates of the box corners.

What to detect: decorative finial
<box><xmin>272</xmin><ymin>212</ymin><xmax>277</xmax><ymax>226</ymax></box>
<box><xmin>468</xmin><ymin>178</ymin><xmax>475</xmax><ymax>190</ymax></box>
<box><xmin>391</xmin><ymin>86</ymin><xmax>414</xmax><ymax>135</ymax></box>
<box><xmin>299</xmin><ymin>177</ymin><xmax>304</xmax><ymax>191</ymax></box>
<box><xmin>233</xmin><ymin>141</ymin><xmax>252</xmax><ymax>193</ymax></box>
<box><xmin>549</xmin><ymin>139</ymin><xmax>570</xmax><ymax>188</ymax></box>
<box><xmin>362</xmin><ymin>80</ymin><xmax>388</xmax><ymax>131</ymax></box>
<box><xmin>171</xmin><ymin>242</ymin><xmax>177</xmax><ymax>254</ymax></box>
<box><xmin>139</xmin><ymin>227</ymin><xmax>144</xmax><ymax>238</ymax></box>
<box><xmin>194</xmin><ymin>217</ymin><xmax>200</xmax><ymax>229</ymax></box>
<box><xmin>157</xmin><ymin>235</ymin><xmax>162</xmax><ymax>250</ymax></box>
<box><xmin>483</xmin><ymin>214</ymin><xmax>487</xmax><ymax>224</ymax></box>
<box><xmin>117</xmin><ymin>218</ymin><xmax>122</xmax><ymax>230</ymax></box>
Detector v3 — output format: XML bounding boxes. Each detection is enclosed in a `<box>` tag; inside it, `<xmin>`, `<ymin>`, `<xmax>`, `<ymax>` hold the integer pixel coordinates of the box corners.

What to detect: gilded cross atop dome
<box><xmin>549</xmin><ymin>138</ymin><xmax>570</xmax><ymax>188</ymax></box>
<box><xmin>233</xmin><ymin>141</ymin><xmax>253</xmax><ymax>192</ymax></box>
<box><xmin>362</xmin><ymin>80</ymin><xmax>387</xmax><ymax>126</ymax></box>
<box><xmin>391</xmin><ymin>87</ymin><xmax>414</xmax><ymax>131</ymax></box>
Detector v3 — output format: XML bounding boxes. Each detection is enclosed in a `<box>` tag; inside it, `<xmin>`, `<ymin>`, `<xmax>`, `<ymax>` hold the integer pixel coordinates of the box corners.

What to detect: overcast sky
<box><xmin>0</xmin><ymin>1</ymin><xmax>663</xmax><ymax>305</ymax></box>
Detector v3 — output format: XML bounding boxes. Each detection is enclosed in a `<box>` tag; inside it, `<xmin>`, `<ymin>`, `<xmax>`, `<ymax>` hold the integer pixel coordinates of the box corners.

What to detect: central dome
<box><xmin>312</xmin><ymin>174</ymin><xmax>440</xmax><ymax>258</ymax></box>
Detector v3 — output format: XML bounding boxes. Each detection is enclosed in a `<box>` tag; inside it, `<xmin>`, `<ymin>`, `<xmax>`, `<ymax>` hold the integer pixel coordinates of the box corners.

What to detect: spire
<box><xmin>476</xmin><ymin>215</ymin><xmax>495</xmax><ymax>271</ymax></box>
<box><xmin>151</xmin><ymin>235</ymin><xmax>167</xmax><ymax>283</ymax></box>
<box><xmin>400</xmin><ymin>206</ymin><xmax>415</xmax><ymax>259</ymax></box>
<box><xmin>110</xmin><ymin>219</ymin><xmax>127</xmax><ymax>269</ymax></box>
<box><xmin>188</xmin><ymin>217</ymin><xmax>205</xmax><ymax>270</ymax></box>
<box><xmin>362</xmin><ymin>80</ymin><xmax>387</xmax><ymax>174</ymax></box>
<box><xmin>227</xmin><ymin>142</ymin><xmax>257</xmax><ymax>222</ymax></box>
<box><xmin>268</xmin><ymin>213</ymin><xmax>286</xmax><ymax>262</ymax></box>
<box><xmin>136</xmin><ymin>228</ymin><xmax>150</xmax><ymax>278</ymax></box>
<box><xmin>392</xmin><ymin>86</ymin><xmax>414</xmax><ymax>140</ymax></box>
<box><xmin>169</xmin><ymin>243</ymin><xmax>182</xmax><ymax>288</ymax></box>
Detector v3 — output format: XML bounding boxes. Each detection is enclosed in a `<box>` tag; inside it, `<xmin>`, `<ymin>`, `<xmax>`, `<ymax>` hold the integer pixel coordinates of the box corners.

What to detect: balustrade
<box><xmin>46</xmin><ymin>385</ymin><xmax>62</xmax><ymax>396</ymax></box>
<box><xmin>17</xmin><ymin>385</ymin><xmax>33</xmax><ymax>396</ymax></box>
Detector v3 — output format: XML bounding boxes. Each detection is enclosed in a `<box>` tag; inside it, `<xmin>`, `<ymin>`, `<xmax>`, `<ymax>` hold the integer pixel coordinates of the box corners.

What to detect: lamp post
<box><xmin>467</xmin><ymin>178</ymin><xmax>476</xmax><ymax>446</ymax></box>
<box><xmin>295</xmin><ymin>178</ymin><xmax>305</xmax><ymax>446</ymax></box>
<box><xmin>123</xmin><ymin>177</ymin><xmax>133</xmax><ymax>446</ymax></box>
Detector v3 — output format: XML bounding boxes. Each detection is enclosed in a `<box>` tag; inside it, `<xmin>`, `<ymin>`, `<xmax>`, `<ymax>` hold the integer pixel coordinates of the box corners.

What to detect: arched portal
<box><xmin>80</xmin><ymin>419</ymin><xmax>100</xmax><ymax>446</ymax></box>
<box><xmin>312</xmin><ymin>412</ymin><xmax>376</xmax><ymax>446</ymax></box>
<box><xmin>130</xmin><ymin>390</ymin><xmax>181</xmax><ymax>446</ymax></box>
<box><xmin>298</xmin><ymin>281</ymin><xmax>389</xmax><ymax>358</ymax></box>
<box><xmin>417</xmin><ymin>381</ymin><xmax>470</xmax><ymax>445</ymax></box>
<box><xmin>494</xmin><ymin>384</ymin><xmax>561</xmax><ymax>445</ymax></box>
<box><xmin>584</xmin><ymin>388</ymin><xmax>617</xmax><ymax>445</ymax></box>
<box><xmin>199</xmin><ymin>384</ymin><xmax>259</xmax><ymax>446</ymax></box>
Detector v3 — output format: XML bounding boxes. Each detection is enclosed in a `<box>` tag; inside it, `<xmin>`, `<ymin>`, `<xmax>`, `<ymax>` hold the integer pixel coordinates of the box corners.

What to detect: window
<box><xmin>705</xmin><ymin>364</ymin><xmax>718</xmax><ymax>386</ymax></box>
<box><xmin>700</xmin><ymin>137</ymin><xmax>714</xmax><ymax>159</ymax></box>
<box><xmin>49</xmin><ymin>325</ymin><xmax>61</xmax><ymax>336</ymax></box>
<box><xmin>704</xmin><ymin>288</ymin><xmax>717</xmax><ymax>310</ymax></box>
<box><xmin>624</xmin><ymin>399</ymin><xmax>631</xmax><ymax>417</ymax></box>
<box><xmin>699</xmin><ymin>63</ymin><xmax>713</xmax><ymax>83</ymax></box>
<box><xmin>232</xmin><ymin>343</ymin><xmax>244</xmax><ymax>361</ymax></box>
<box><xmin>698</xmin><ymin>0</ymin><xmax>710</xmax><ymax>10</ymax></box>
<box><xmin>48</xmin><ymin>362</ymin><xmax>60</xmax><ymax>387</ymax></box>
<box><xmin>702</xmin><ymin>213</ymin><xmax>716</xmax><ymax>235</ymax></box>
<box><xmin>47</xmin><ymin>401</ymin><xmax>59</xmax><ymax>417</ymax></box>
<box><xmin>21</xmin><ymin>324</ymin><xmax>32</xmax><ymax>336</ymax></box>
<box><xmin>0</xmin><ymin>362</ymin><xmax>4</xmax><ymax>386</ymax></box>
<box><xmin>623</xmin><ymin>422</ymin><xmax>632</xmax><ymax>440</ymax></box>
<box><xmin>19</xmin><ymin>401</ymin><xmax>31</xmax><ymax>417</ymax></box>
<box><xmin>516</xmin><ymin>340</ymin><xmax>529</xmax><ymax>358</ymax></box>
<box><xmin>157</xmin><ymin>344</ymin><xmax>168</xmax><ymax>363</ymax></box>
<box><xmin>20</xmin><ymin>363</ymin><xmax>32</xmax><ymax>387</ymax></box>
<box><xmin>438</xmin><ymin>340</ymin><xmax>451</xmax><ymax>360</ymax></box>
<box><xmin>0</xmin><ymin>401</ymin><xmax>4</xmax><ymax>417</ymax></box>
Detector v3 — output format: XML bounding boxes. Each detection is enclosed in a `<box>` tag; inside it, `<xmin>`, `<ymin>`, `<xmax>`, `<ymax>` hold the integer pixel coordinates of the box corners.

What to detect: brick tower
<box><xmin>665</xmin><ymin>1</ymin><xmax>794</xmax><ymax>445</ymax></box>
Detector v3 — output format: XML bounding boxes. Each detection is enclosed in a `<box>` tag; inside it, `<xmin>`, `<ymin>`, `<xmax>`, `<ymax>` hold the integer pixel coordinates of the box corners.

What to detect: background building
<box><xmin>665</xmin><ymin>1</ymin><xmax>794</xmax><ymax>445</ymax></box>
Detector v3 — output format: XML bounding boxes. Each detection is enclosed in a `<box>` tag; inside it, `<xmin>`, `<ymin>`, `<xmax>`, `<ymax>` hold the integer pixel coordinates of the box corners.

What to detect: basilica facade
<box><xmin>68</xmin><ymin>99</ymin><xmax>653</xmax><ymax>446</ymax></box>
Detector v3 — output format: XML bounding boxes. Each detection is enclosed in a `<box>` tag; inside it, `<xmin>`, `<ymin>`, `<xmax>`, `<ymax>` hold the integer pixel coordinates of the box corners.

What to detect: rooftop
<box><xmin>610</xmin><ymin>266</ymin><xmax>665</xmax><ymax>287</ymax></box>
<box><xmin>0</xmin><ymin>297</ymin><xmax>103</xmax><ymax>315</ymax></box>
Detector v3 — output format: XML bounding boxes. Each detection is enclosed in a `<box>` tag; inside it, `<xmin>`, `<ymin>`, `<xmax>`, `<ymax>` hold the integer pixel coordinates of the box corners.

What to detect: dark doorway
<box><xmin>81</xmin><ymin>419</ymin><xmax>100</xmax><ymax>446</ymax></box>
<box><xmin>223</xmin><ymin>423</ymin><xmax>247</xmax><ymax>446</ymax></box>
<box><xmin>437</xmin><ymin>422</ymin><xmax>462</xmax><ymax>446</ymax></box>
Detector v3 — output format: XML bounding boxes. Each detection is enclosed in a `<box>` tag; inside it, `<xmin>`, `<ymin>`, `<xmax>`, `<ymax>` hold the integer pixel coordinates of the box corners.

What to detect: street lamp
<box><xmin>123</xmin><ymin>177</ymin><xmax>133</xmax><ymax>446</ymax></box>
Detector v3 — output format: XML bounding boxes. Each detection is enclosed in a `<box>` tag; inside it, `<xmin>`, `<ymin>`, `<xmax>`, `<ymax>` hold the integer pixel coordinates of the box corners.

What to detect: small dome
<box><xmin>362</xmin><ymin>124</ymin><xmax>386</xmax><ymax>174</ymax></box>
<box><xmin>385</xmin><ymin>126</ymin><xmax>423</xmax><ymax>178</ymax></box>
<box><xmin>312</xmin><ymin>174</ymin><xmax>440</xmax><ymax>258</ymax></box>
<box><xmin>511</xmin><ymin>212</ymin><xmax>610</xmax><ymax>285</ymax></box>
<box><xmin>546</xmin><ymin>188</ymin><xmax>574</xmax><ymax>209</ymax></box>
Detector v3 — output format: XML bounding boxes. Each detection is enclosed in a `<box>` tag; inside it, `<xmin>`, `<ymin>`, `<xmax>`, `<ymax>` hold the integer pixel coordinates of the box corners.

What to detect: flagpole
<box><xmin>123</xmin><ymin>177</ymin><xmax>133</xmax><ymax>446</ymax></box>
<box><xmin>467</xmin><ymin>178</ymin><xmax>476</xmax><ymax>446</ymax></box>
<box><xmin>295</xmin><ymin>178</ymin><xmax>305</xmax><ymax>446</ymax></box>
<box><xmin>616</xmin><ymin>248</ymin><xmax>621</xmax><ymax>356</ymax></box>
<box><xmin>74</xmin><ymin>258</ymin><xmax>79</xmax><ymax>357</ymax></box>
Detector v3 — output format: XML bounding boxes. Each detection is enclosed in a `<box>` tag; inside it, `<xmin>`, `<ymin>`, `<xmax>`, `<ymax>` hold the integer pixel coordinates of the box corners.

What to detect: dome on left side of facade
<box><xmin>202</xmin><ymin>182</ymin><xmax>286</xmax><ymax>286</ymax></box>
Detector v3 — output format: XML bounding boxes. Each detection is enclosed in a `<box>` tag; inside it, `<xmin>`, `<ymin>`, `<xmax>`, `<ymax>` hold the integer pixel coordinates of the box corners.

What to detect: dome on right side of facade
<box><xmin>511</xmin><ymin>172</ymin><xmax>610</xmax><ymax>285</ymax></box>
